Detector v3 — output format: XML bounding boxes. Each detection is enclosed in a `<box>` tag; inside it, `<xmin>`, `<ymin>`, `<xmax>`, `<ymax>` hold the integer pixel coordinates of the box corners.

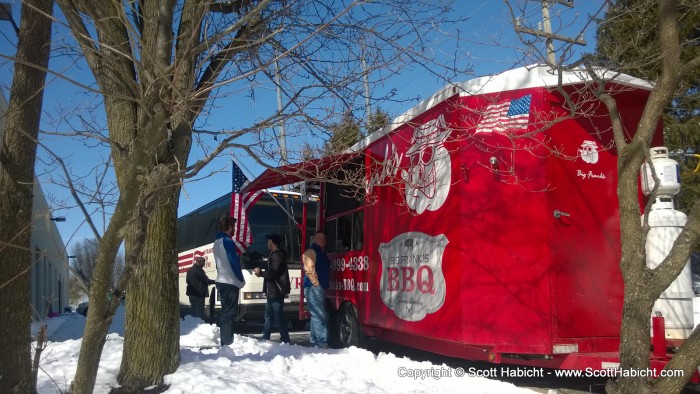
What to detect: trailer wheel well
<box><xmin>337</xmin><ymin>301</ymin><xmax>366</xmax><ymax>348</ymax></box>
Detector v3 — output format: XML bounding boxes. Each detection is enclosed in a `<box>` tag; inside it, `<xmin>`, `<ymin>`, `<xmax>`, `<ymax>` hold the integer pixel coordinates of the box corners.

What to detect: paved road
<box><xmin>235</xmin><ymin>319</ymin><xmax>312</xmax><ymax>346</ymax></box>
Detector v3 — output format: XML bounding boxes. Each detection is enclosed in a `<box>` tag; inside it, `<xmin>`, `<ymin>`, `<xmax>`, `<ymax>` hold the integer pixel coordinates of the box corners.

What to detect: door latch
<box><xmin>553</xmin><ymin>210</ymin><xmax>570</xmax><ymax>219</ymax></box>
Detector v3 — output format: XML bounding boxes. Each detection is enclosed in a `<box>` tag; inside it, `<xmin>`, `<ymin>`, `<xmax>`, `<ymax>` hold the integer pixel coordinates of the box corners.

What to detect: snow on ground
<box><xmin>29</xmin><ymin>296</ymin><xmax>700</xmax><ymax>393</ymax></box>
<box><xmin>31</xmin><ymin>309</ymin><xmax>533</xmax><ymax>394</ymax></box>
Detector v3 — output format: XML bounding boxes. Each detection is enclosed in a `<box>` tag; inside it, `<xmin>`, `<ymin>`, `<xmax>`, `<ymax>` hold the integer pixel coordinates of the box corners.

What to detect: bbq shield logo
<box><xmin>379</xmin><ymin>232</ymin><xmax>448</xmax><ymax>321</ymax></box>
<box><xmin>401</xmin><ymin>115</ymin><xmax>452</xmax><ymax>215</ymax></box>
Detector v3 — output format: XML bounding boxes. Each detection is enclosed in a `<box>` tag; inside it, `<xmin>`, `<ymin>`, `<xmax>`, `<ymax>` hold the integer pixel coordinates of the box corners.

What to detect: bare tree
<box><xmin>69</xmin><ymin>273</ymin><xmax>85</xmax><ymax>306</ymax></box>
<box><xmin>22</xmin><ymin>0</ymin><xmax>474</xmax><ymax>392</ymax></box>
<box><xmin>0</xmin><ymin>1</ymin><xmax>53</xmax><ymax>393</ymax></box>
<box><xmin>70</xmin><ymin>238</ymin><xmax>124</xmax><ymax>294</ymax></box>
<box><xmin>591</xmin><ymin>3</ymin><xmax>700</xmax><ymax>393</ymax></box>
<box><xmin>503</xmin><ymin>1</ymin><xmax>700</xmax><ymax>392</ymax></box>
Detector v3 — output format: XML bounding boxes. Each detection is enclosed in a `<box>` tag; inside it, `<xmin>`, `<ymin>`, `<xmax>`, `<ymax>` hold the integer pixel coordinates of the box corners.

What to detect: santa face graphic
<box><xmin>401</xmin><ymin>115</ymin><xmax>452</xmax><ymax>215</ymax></box>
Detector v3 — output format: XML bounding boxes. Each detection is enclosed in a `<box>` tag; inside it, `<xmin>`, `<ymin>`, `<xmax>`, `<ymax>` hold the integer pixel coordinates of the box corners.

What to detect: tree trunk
<box><xmin>606</xmin><ymin>284</ymin><xmax>656</xmax><ymax>394</ymax></box>
<box><xmin>0</xmin><ymin>1</ymin><xmax>52</xmax><ymax>392</ymax></box>
<box><xmin>70</xmin><ymin>187</ymin><xmax>141</xmax><ymax>394</ymax></box>
<box><xmin>118</xmin><ymin>184</ymin><xmax>181</xmax><ymax>390</ymax></box>
<box><xmin>655</xmin><ymin>325</ymin><xmax>700</xmax><ymax>393</ymax></box>
<box><xmin>69</xmin><ymin>316</ymin><xmax>111</xmax><ymax>394</ymax></box>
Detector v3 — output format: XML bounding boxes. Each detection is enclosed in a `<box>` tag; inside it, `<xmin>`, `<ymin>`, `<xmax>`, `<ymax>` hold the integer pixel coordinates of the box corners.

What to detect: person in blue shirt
<box><xmin>302</xmin><ymin>230</ymin><xmax>330</xmax><ymax>348</ymax></box>
<box><xmin>213</xmin><ymin>216</ymin><xmax>245</xmax><ymax>346</ymax></box>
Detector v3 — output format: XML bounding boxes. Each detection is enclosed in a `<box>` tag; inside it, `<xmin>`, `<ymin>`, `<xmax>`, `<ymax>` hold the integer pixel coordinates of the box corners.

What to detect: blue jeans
<box><xmin>305</xmin><ymin>285</ymin><xmax>328</xmax><ymax>348</ymax></box>
<box><xmin>262</xmin><ymin>296</ymin><xmax>290</xmax><ymax>343</ymax></box>
<box><xmin>216</xmin><ymin>283</ymin><xmax>240</xmax><ymax>346</ymax></box>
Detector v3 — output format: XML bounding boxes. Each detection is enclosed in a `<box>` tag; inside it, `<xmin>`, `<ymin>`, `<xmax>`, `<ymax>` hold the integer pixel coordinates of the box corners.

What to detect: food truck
<box><xmin>241</xmin><ymin>65</ymin><xmax>694</xmax><ymax>372</ymax></box>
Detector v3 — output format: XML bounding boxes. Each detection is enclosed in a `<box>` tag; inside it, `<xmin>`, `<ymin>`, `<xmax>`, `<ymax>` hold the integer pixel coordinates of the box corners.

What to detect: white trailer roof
<box><xmin>349</xmin><ymin>64</ymin><xmax>653</xmax><ymax>153</ymax></box>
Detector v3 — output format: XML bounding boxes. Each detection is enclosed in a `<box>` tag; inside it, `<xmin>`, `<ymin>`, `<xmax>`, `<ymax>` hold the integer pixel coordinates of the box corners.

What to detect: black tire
<box><xmin>337</xmin><ymin>302</ymin><xmax>366</xmax><ymax>348</ymax></box>
<box><xmin>290</xmin><ymin>319</ymin><xmax>307</xmax><ymax>331</ymax></box>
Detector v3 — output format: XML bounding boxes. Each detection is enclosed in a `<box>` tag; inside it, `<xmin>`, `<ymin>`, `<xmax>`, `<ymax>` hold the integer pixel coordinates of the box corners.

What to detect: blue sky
<box><xmin>0</xmin><ymin>1</ymin><xmax>606</xmax><ymax>252</ymax></box>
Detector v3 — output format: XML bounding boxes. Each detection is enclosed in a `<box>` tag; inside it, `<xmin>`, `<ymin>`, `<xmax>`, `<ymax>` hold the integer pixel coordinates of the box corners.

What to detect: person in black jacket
<box><xmin>253</xmin><ymin>234</ymin><xmax>291</xmax><ymax>343</ymax></box>
<box><xmin>186</xmin><ymin>256</ymin><xmax>215</xmax><ymax>319</ymax></box>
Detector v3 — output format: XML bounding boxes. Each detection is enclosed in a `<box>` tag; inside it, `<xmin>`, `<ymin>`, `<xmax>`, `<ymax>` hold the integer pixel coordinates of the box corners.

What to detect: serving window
<box><xmin>323</xmin><ymin>158</ymin><xmax>365</xmax><ymax>253</ymax></box>
<box><xmin>325</xmin><ymin>210</ymin><xmax>364</xmax><ymax>253</ymax></box>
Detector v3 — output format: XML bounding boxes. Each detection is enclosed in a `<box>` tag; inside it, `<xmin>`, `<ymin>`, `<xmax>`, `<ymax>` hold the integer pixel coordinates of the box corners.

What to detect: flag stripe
<box><xmin>476</xmin><ymin>94</ymin><xmax>532</xmax><ymax>133</ymax></box>
<box><xmin>230</xmin><ymin>161</ymin><xmax>263</xmax><ymax>254</ymax></box>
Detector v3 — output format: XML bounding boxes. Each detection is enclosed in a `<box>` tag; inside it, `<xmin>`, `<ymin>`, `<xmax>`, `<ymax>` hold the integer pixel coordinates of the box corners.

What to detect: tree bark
<box><xmin>70</xmin><ymin>193</ymin><xmax>139</xmax><ymax>394</ymax></box>
<box><xmin>118</xmin><ymin>184</ymin><xmax>181</xmax><ymax>390</ymax></box>
<box><xmin>595</xmin><ymin>1</ymin><xmax>700</xmax><ymax>391</ymax></box>
<box><xmin>606</xmin><ymin>288</ymin><xmax>656</xmax><ymax>394</ymax></box>
<box><xmin>0</xmin><ymin>1</ymin><xmax>53</xmax><ymax>392</ymax></box>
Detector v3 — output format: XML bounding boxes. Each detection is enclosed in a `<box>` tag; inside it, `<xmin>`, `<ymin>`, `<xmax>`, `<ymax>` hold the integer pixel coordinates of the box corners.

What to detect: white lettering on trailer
<box><xmin>366</xmin><ymin>144</ymin><xmax>403</xmax><ymax>195</ymax></box>
<box><xmin>329</xmin><ymin>280</ymin><xmax>369</xmax><ymax>292</ymax></box>
<box><xmin>379</xmin><ymin>232</ymin><xmax>448</xmax><ymax>321</ymax></box>
<box><xmin>331</xmin><ymin>256</ymin><xmax>370</xmax><ymax>272</ymax></box>
<box><xmin>576</xmin><ymin>169</ymin><xmax>607</xmax><ymax>180</ymax></box>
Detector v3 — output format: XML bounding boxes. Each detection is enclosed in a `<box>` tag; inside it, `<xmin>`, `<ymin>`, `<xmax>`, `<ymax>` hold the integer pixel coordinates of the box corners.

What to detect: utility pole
<box><xmin>514</xmin><ymin>0</ymin><xmax>586</xmax><ymax>65</ymax></box>
<box><xmin>361</xmin><ymin>38</ymin><xmax>371</xmax><ymax>126</ymax></box>
<box><xmin>541</xmin><ymin>0</ymin><xmax>556</xmax><ymax>65</ymax></box>
<box><xmin>274</xmin><ymin>58</ymin><xmax>288</xmax><ymax>166</ymax></box>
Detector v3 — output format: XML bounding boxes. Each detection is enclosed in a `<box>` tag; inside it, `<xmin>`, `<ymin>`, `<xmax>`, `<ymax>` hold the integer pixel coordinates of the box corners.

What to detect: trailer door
<box><xmin>548</xmin><ymin>131</ymin><xmax>623</xmax><ymax>339</ymax></box>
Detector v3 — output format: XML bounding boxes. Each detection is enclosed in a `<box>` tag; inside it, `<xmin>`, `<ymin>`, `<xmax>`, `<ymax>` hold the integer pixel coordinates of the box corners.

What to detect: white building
<box><xmin>0</xmin><ymin>92</ymin><xmax>69</xmax><ymax>319</ymax></box>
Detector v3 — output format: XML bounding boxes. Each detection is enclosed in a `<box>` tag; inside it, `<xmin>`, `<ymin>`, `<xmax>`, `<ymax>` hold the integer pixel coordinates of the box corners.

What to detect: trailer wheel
<box><xmin>290</xmin><ymin>319</ymin><xmax>307</xmax><ymax>331</ymax></box>
<box><xmin>337</xmin><ymin>302</ymin><xmax>366</xmax><ymax>348</ymax></box>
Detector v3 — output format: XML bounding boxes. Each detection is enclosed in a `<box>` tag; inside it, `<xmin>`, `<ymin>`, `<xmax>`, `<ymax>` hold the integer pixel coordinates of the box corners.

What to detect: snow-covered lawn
<box><xmin>31</xmin><ymin>308</ymin><xmax>534</xmax><ymax>394</ymax></box>
<box><xmin>30</xmin><ymin>296</ymin><xmax>700</xmax><ymax>393</ymax></box>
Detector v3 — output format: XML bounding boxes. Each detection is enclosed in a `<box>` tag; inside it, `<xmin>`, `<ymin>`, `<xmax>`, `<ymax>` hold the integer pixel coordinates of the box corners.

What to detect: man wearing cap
<box><xmin>213</xmin><ymin>215</ymin><xmax>246</xmax><ymax>346</ymax></box>
<box><xmin>186</xmin><ymin>256</ymin><xmax>215</xmax><ymax>319</ymax></box>
<box><xmin>253</xmin><ymin>234</ymin><xmax>291</xmax><ymax>344</ymax></box>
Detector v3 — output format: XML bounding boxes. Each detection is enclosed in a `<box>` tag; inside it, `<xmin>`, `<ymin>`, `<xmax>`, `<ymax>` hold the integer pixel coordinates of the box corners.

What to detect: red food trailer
<box><xmin>243</xmin><ymin>65</ymin><xmax>690</xmax><ymax>372</ymax></box>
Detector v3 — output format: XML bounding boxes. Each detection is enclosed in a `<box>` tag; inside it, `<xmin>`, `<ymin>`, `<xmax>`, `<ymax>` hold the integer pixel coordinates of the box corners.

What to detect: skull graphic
<box><xmin>578</xmin><ymin>140</ymin><xmax>599</xmax><ymax>164</ymax></box>
<box><xmin>401</xmin><ymin>115</ymin><xmax>452</xmax><ymax>215</ymax></box>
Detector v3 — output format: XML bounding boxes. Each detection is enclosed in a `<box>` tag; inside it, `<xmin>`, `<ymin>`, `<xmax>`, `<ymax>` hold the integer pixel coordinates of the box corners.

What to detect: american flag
<box><xmin>475</xmin><ymin>94</ymin><xmax>532</xmax><ymax>133</ymax></box>
<box><xmin>230</xmin><ymin>161</ymin><xmax>263</xmax><ymax>254</ymax></box>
